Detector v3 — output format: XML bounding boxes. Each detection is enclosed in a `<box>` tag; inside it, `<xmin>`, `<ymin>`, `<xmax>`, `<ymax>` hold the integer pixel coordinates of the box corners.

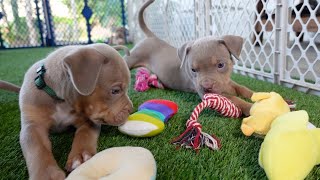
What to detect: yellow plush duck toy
<box><xmin>241</xmin><ymin>92</ymin><xmax>290</xmax><ymax>136</ymax></box>
<box><xmin>259</xmin><ymin>110</ymin><xmax>320</xmax><ymax>180</ymax></box>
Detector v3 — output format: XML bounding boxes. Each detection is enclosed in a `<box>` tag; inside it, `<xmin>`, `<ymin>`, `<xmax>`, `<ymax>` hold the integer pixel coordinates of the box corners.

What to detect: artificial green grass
<box><xmin>1</xmin><ymin>46</ymin><xmax>320</xmax><ymax>179</ymax></box>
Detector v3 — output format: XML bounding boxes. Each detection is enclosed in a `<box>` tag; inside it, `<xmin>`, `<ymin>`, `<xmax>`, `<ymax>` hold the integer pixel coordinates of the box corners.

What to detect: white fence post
<box><xmin>195</xmin><ymin>0</ymin><xmax>206</xmax><ymax>38</ymax></box>
<box><xmin>274</xmin><ymin>0</ymin><xmax>288</xmax><ymax>84</ymax></box>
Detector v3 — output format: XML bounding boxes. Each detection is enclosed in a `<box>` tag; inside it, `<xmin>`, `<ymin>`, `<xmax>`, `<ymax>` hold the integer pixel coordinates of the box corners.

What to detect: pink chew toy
<box><xmin>172</xmin><ymin>93</ymin><xmax>242</xmax><ymax>152</ymax></box>
<box><xmin>134</xmin><ymin>67</ymin><xmax>164</xmax><ymax>92</ymax></box>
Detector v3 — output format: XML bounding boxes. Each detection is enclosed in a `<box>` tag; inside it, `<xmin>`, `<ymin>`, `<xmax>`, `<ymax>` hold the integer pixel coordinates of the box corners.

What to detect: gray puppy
<box><xmin>125</xmin><ymin>0</ymin><xmax>253</xmax><ymax>115</ymax></box>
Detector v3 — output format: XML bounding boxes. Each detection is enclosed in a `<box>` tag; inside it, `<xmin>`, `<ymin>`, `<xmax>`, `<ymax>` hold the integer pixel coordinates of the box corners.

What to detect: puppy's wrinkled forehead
<box><xmin>190</xmin><ymin>38</ymin><xmax>231</xmax><ymax>64</ymax></box>
<box><xmin>99</xmin><ymin>59</ymin><xmax>130</xmax><ymax>86</ymax></box>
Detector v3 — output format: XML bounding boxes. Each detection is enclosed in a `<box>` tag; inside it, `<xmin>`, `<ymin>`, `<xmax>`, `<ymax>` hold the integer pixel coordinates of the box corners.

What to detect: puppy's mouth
<box><xmin>91</xmin><ymin>107</ymin><xmax>131</xmax><ymax>126</ymax></box>
<box><xmin>201</xmin><ymin>87</ymin><xmax>221</xmax><ymax>95</ymax></box>
<box><xmin>204</xmin><ymin>88</ymin><xmax>213</xmax><ymax>93</ymax></box>
<box><xmin>111</xmin><ymin>108</ymin><xmax>131</xmax><ymax>126</ymax></box>
<box><xmin>93</xmin><ymin>118</ymin><xmax>107</xmax><ymax>125</ymax></box>
<box><xmin>93</xmin><ymin>117</ymin><xmax>126</xmax><ymax>126</ymax></box>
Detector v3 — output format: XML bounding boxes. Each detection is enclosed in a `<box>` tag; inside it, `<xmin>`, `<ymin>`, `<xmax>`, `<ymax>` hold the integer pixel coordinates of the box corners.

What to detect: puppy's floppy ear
<box><xmin>177</xmin><ymin>41</ymin><xmax>194</xmax><ymax>68</ymax></box>
<box><xmin>220</xmin><ymin>35</ymin><xmax>244</xmax><ymax>60</ymax></box>
<box><xmin>63</xmin><ymin>48</ymin><xmax>107</xmax><ymax>96</ymax></box>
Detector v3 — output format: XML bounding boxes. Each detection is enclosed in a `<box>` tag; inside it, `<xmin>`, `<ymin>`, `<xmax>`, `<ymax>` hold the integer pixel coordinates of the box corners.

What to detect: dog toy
<box><xmin>134</xmin><ymin>67</ymin><xmax>164</xmax><ymax>92</ymax></box>
<box><xmin>259</xmin><ymin>110</ymin><xmax>320</xmax><ymax>180</ymax></box>
<box><xmin>119</xmin><ymin>99</ymin><xmax>178</xmax><ymax>137</ymax></box>
<box><xmin>66</xmin><ymin>146</ymin><xmax>157</xmax><ymax>180</ymax></box>
<box><xmin>241</xmin><ymin>92</ymin><xmax>290</xmax><ymax>137</ymax></box>
<box><xmin>172</xmin><ymin>93</ymin><xmax>242</xmax><ymax>152</ymax></box>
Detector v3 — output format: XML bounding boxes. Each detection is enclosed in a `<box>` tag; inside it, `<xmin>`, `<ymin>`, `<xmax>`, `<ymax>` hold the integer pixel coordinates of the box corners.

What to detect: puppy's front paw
<box><xmin>65</xmin><ymin>150</ymin><xmax>94</xmax><ymax>172</ymax></box>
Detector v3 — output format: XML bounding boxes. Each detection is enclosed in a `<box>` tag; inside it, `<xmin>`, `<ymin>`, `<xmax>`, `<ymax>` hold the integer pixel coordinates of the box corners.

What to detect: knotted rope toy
<box><xmin>171</xmin><ymin>93</ymin><xmax>242</xmax><ymax>152</ymax></box>
<box><xmin>134</xmin><ymin>67</ymin><xmax>164</xmax><ymax>92</ymax></box>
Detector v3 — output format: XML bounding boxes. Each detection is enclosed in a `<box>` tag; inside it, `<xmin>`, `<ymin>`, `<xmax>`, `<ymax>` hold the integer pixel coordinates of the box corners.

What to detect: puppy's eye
<box><xmin>217</xmin><ymin>63</ymin><xmax>225</xmax><ymax>69</ymax></box>
<box><xmin>111</xmin><ymin>87</ymin><xmax>121</xmax><ymax>95</ymax></box>
<box><xmin>191</xmin><ymin>68</ymin><xmax>197</xmax><ymax>72</ymax></box>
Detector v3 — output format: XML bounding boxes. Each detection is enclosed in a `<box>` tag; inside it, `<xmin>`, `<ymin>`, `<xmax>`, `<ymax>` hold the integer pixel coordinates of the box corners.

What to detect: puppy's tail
<box><xmin>0</xmin><ymin>80</ymin><xmax>20</xmax><ymax>93</ymax></box>
<box><xmin>138</xmin><ymin>0</ymin><xmax>156</xmax><ymax>38</ymax></box>
<box><xmin>113</xmin><ymin>45</ymin><xmax>130</xmax><ymax>56</ymax></box>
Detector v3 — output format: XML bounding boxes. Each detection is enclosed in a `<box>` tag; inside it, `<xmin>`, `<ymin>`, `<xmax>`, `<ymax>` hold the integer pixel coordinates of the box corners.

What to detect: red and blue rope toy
<box><xmin>171</xmin><ymin>93</ymin><xmax>242</xmax><ymax>152</ymax></box>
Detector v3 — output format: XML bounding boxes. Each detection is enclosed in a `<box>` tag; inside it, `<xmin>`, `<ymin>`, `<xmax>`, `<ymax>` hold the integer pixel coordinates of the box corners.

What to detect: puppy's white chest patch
<box><xmin>51</xmin><ymin>103</ymin><xmax>76</xmax><ymax>130</ymax></box>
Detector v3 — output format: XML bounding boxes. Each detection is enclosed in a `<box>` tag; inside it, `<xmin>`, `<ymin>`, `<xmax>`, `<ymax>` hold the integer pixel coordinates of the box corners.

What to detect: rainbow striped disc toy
<box><xmin>118</xmin><ymin>99</ymin><xmax>178</xmax><ymax>137</ymax></box>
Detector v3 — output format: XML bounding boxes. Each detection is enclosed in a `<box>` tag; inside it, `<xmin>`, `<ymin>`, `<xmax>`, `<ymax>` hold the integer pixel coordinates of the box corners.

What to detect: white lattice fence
<box><xmin>206</xmin><ymin>0</ymin><xmax>277</xmax><ymax>82</ymax></box>
<box><xmin>127</xmin><ymin>0</ymin><xmax>320</xmax><ymax>96</ymax></box>
<box><xmin>128</xmin><ymin>0</ymin><xmax>196</xmax><ymax>47</ymax></box>
<box><xmin>282</xmin><ymin>0</ymin><xmax>320</xmax><ymax>95</ymax></box>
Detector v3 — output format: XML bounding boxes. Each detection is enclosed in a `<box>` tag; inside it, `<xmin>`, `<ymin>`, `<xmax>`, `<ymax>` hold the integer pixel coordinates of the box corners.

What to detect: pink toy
<box><xmin>134</xmin><ymin>68</ymin><xmax>164</xmax><ymax>92</ymax></box>
<box><xmin>172</xmin><ymin>93</ymin><xmax>242</xmax><ymax>152</ymax></box>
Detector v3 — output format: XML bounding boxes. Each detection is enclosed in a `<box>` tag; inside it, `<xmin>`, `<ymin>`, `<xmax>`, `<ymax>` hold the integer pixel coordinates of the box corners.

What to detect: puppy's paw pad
<box><xmin>71</xmin><ymin>160</ymin><xmax>81</xmax><ymax>170</ymax></box>
<box><xmin>82</xmin><ymin>152</ymin><xmax>92</xmax><ymax>162</ymax></box>
<box><xmin>65</xmin><ymin>151</ymin><xmax>94</xmax><ymax>172</ymax></box>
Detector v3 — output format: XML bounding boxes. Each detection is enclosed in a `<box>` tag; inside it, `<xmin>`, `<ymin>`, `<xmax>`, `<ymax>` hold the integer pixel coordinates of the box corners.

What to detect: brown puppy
<box><xmin>15</xmin><ymin>43</ymin><xmax>133</xmax><ymax>180</ymax></box>
<box><xmin>125</xmin><ymin>0</ymin><xmax>253</xmax><ymax>115</ymax></box>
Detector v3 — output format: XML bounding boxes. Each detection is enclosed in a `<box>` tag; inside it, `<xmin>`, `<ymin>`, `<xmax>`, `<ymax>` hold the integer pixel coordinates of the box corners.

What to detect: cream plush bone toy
<box><xmin>66</xmin><ymin>147</ymin><xmax>157</xmax><ymax>180</ymax></box>
<box><xmin>259</xmin><ymin>110</ymin><xmax>320</xmax><ymax>179</ymax></box>
<box><xmin>241</xmin><ymin>92</ymin><xmax>290</xmax><ymax>136</ymax></box>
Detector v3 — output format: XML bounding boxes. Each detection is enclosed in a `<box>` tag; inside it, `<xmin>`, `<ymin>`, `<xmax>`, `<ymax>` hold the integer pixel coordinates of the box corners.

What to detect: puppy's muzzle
<box><xmin>201</xmin><ymin>79</ymin><xmax>214</xmax><ymax>93</ymax></box>
<box><xmin>113</xmin><ymin>103</ymin><xmax>133</xmax><ymax>126</ymax></box>
<box><xmin>91</xmin><ymin>102</ymin><xmax>133</xmax><ymax>126</ymax></box>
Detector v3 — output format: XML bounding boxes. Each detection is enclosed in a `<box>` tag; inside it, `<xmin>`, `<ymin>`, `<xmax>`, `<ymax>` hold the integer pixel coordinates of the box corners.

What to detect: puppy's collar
<box><xmin>34</xmin><ymin>64</ymin><xmax>65</xmax><ymax>102</ymax></box>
